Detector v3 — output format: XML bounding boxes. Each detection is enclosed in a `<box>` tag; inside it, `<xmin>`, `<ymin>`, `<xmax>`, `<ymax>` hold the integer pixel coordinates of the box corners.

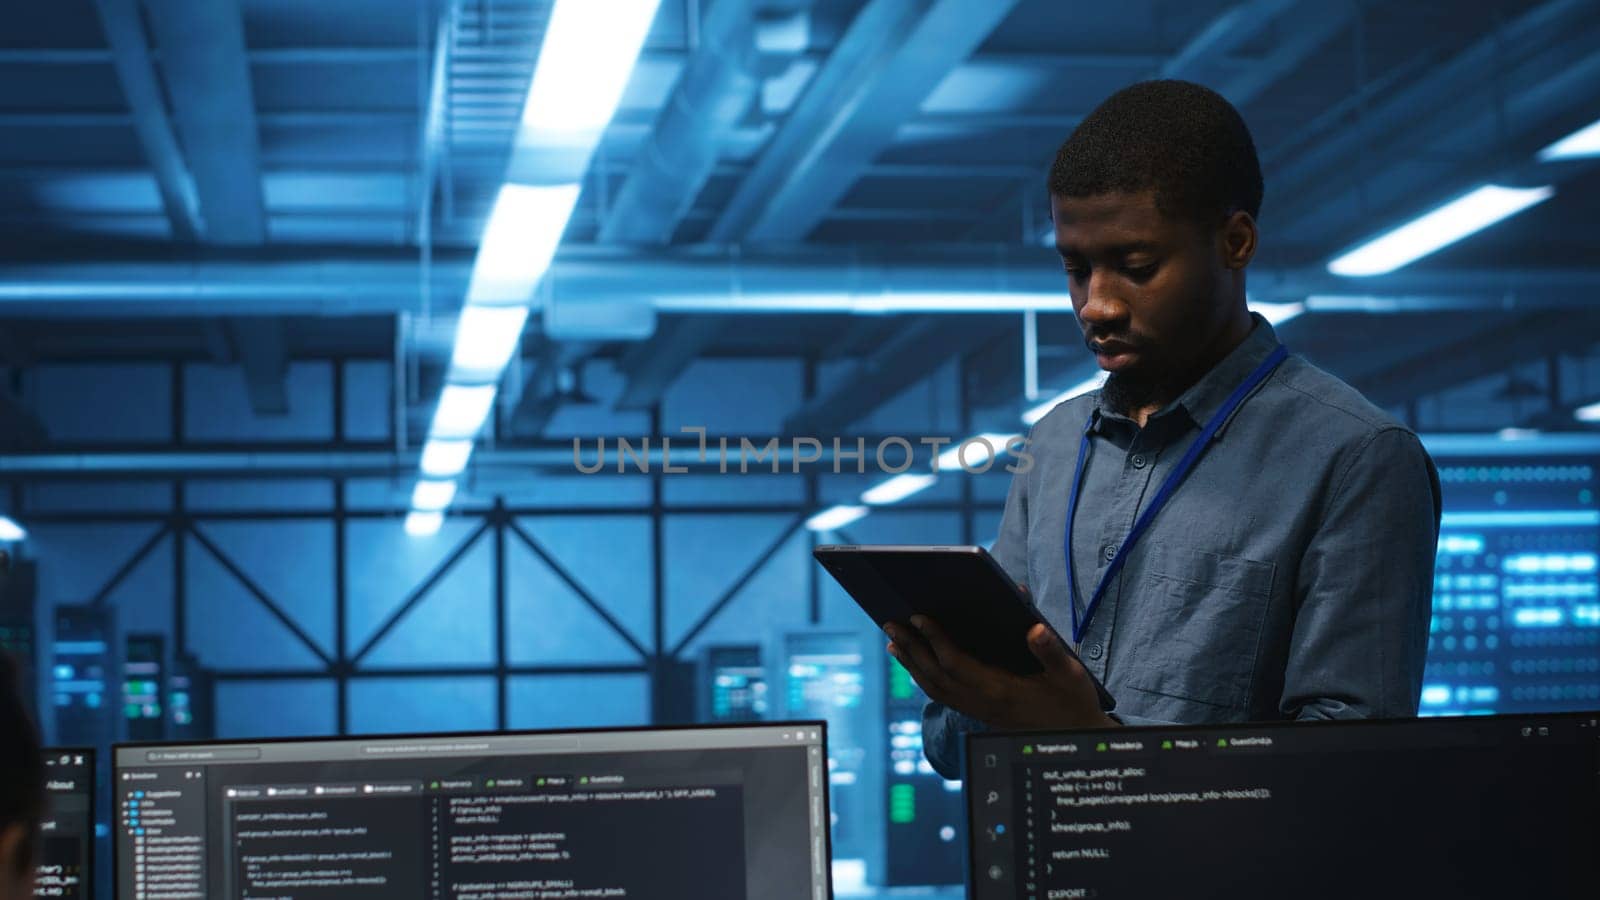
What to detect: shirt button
<box><xmin>1131</xmin><ymin>454</ymin><xmax>1147</xmax><ymax>469</ymax></box>
<box><xmin>1102</xmin><ymin>544</ymin><xmax>1117</xmax><ymax>562</ymax></box>
<box><xmin>1086</xmin><ymin>642</ymin><xmax>1104</xmax><ymax>660</ymax></box>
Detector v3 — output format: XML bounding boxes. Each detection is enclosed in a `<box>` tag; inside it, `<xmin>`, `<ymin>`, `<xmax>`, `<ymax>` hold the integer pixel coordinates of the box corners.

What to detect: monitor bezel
<box><xmin>39</xmin><ymin>745</ymin><xmax>96</xmax><ymax>900</ymax></box>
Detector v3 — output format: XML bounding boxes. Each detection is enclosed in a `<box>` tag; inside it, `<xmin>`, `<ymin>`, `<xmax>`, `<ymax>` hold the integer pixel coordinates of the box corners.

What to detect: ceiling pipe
<box><xmin>599</xmin><ymin>0</ymin><xmax>813</xmax><ymax>244</ymax></box>
<box><xmin>3</xmin><ymin>251</ymin><xmax>1599</xmax><ymax>315</ymax></box>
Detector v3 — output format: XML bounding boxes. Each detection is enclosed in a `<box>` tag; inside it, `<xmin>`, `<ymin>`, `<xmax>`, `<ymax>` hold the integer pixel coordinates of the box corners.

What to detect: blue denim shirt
<box><xmin>924</xmin><ymin>315</ymin><xmax>1442</xmax><ymax>779</ymax></box>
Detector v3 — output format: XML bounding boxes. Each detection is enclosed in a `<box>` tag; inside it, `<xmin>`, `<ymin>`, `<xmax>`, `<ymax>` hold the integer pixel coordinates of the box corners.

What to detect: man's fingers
<box><xmin>1027</xmin><ymin>623</ymin><xmax>1083</xmax><ymax>679</ymax></box>
<box><xmin>886</xmin><ymin>624</ymin><xmax>948</xmax><ymax>692</ymax></box>
<box><xmin>909</xmin><ymin>614</ymin><xmax>982</xmax><ymax>678</ymax></box>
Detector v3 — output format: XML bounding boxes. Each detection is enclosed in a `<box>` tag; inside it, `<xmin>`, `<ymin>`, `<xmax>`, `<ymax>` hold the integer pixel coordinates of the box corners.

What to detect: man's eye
<box><xmin>1123</xmin><ymin>263</ymin><xmax>1157</xmax><ymax>280</ymax></box>
<box><xmin>1063</xmin><ymin>262</ymin><xmax>1088</xmax><ymax>279</ymax></box>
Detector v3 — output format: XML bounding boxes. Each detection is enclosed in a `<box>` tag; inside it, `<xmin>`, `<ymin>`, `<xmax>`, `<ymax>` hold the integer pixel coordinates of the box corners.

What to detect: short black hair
<box><xmin>0</xmin><ymin>652</ymin><xmax>44</xmax><ymax>878</ymax></box>
<box><xmin>1048</xmin><ymin>79</ymin><xmax>1263</xmax><ymax>227</ymax></box>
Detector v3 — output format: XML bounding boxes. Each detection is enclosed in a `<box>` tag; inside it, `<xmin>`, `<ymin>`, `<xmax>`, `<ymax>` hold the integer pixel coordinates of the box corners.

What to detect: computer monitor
<box><xmin>967</xmin><ymin>712</ymin><xmax>1600</xmax><ymax>899</ymax></box>
<box><xmin>37</xmin><ymin>749</ymin><xmax>95</xmax><ymax>899</ymax></box>
<box><xmin>114</xmin><ymin>722</ymin><xmax>832</xmax><ymax>900</ymax></box>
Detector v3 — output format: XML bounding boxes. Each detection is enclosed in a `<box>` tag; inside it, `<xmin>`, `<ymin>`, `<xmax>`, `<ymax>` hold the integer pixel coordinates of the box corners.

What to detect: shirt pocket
<box><xmin>1120</xmin><ymin>542</ymin><xmax>1276</xmax><ymax>711</ymax></box>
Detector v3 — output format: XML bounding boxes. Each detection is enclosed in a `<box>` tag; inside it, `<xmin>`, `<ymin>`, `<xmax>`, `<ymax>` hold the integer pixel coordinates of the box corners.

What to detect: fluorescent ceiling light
<box><xmin>1326</xmin><ymin>184</ymin><xmax>1555</xmax><ymax>277</ymax></box>
<box><xmin>405</xmin><ymin>510</ymin><xmax>444</xmax><ymax>537</ymax></box>
<box><xmin>861</xmin><ymin>473</ymin><xmax>938</xmax><ymax>506</ymax></box>
<box><xmin>430</xmin><ymin>383</ymin><xmax>498</xmax><ymax>439</ymax></box>
<box><xmin>1251</xmin><ymin>302</ymin><xmax>1305</xmax><ymax>327</ymax></box>
<box><xmin>1575</xmin><ymin>401</ymin><xmax>1600</xmax><ymax>423</ymax></box>
<box><xmin>411</xmin><ymin>479</ymin><xmax>458</xmax><ymax>511</ymax></box>
<box><xmin>1023</xmin><ymin>373</ymin><xmax>1108</xmax><ymax>426</ymax></box>
<box><xmin>0</xmin><ymin>516</ymin><xmax>25</xmax><ymax>542</ymax></box>
<box><xmin>1538</xmin><ymin>117</ymin><xmax>1600</xmax><ymax>161</ymax></box>
<box><xmin>450</xmin><ymin>304</ymin><xmax>530</xmax><ymax>375</ymax></box>
<box><xmin>522</xmin><ymin>0</ymin><xmax>663</xmax><ymax>134</ymax></box>
<box><xmin>420</xmin><ymin>438</ymin><xmax>474</xmax><ymax>478</ymax></box>
<box><xmin>936</xmin><ymin>433</ymin><xmax>1022</xmax><ymax>472</ymax></box>
<box><xmin>465</xmin><ymin>183</ymin><xmax>583</xmax><ymax>304</ymax></box>
<box><xmin>805</xmin><ymin>505</ymin><xmax>869</xmax><ymax>532</ymax></box>
<box><xmin>1496</xmin><ymin>428</ymin><xmax>1541</xmax><ymax>441</ymax></box>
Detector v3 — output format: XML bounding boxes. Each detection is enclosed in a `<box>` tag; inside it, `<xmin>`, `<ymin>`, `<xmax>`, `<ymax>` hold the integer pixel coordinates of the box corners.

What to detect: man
<box><xmin>889</xmin><ymin>80</ymin><xmax>1442</xmax><ymax>779</ymax></box>
<box><xmin>0</xmin><ymin>652</ymin><xmax>46</xmax><ymax>900</ymax></box>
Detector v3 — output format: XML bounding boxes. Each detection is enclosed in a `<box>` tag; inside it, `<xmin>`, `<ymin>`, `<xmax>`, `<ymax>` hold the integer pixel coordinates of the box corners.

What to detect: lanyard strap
<box><xmin>1065</xmin><ymin>344</ymin><xmax>1288</xmax><ymax>644</ymax></box>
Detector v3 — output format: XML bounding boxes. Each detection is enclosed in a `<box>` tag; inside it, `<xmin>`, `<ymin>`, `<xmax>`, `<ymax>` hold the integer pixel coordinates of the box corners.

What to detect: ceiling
<box><xmin>1</xmin><ymin>0</ymin><xmax>1599</xmax><ymax>441</ymax></box>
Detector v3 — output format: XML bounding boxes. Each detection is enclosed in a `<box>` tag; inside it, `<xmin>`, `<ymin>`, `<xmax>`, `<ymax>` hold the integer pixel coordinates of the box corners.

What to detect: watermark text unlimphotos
<box><xmin>572</xmin><ymin>427</ymin><xmax>1034</xmax><ymax>475</ymax></box>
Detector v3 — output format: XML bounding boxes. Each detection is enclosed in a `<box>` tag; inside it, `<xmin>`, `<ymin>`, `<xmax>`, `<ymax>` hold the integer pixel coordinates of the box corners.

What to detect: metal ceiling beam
<box><xmin>1351</xmin><ymin>311</ymin><xmax>1600</xmax><ymax>410</ymax></box>
<box><xmin>4</xmin><ymin>252</ymin><xmax>1600</xmax><ymax>315</ymax></box>
<box><xmin>687</xmin><ymin>0</ymin><xmax>1021</xmax><ymax>431</ymax></box>
<box><xmin>0</xmin><ymin>392</ymin><xmax>47</xmax><ymax>451</ymax></box>
<box><xmin>614</xmin><ymin>317</ymin><xmax>728</xmax><ymax>410</ymax></box>
<box><xmin>89</xmin><ymin>0</ymin><xmax>201</xmax><ymax>241</ymax></box>
<box><xmin>509</xmin><ymin>341</ymin><xmax>603</xmax><ymax>438</ymax></box>
<box><xmin>706</xmin><ymin>0</ymin><xmax>1022</xmax><ymax>244</ymax></box>
<box><xmin>968</xmin><ymin>0</ymin><xmax>1349</xmax><ymax>243</ymax></box>
<box><xmin>142</xmin><ymin>0</ymin><xmax>288</xmax><ymax>414</ymax></box>
<box><xmin>782</xmin><ymin>317</ymin><xmax>1013</xmax><ymax>434</ymax></box>
<box><xmin>1207</xmin><ymin>1</ymin><xmax>1353</xmax><ymax>105</ymax></box>
<box><xmin>599</xmin><ymin>0</ymin><xmax>805</xmax><ymax>245</ymax></box>
<box><xmin>1269</xmin><ymin>0</ymin><xmax>1600</xmax><ymax>241</ymax></box>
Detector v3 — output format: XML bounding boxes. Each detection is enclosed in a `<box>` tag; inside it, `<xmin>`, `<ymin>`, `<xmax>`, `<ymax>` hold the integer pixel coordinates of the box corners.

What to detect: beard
<box><xmin>1100</xmin><ymin>370</ymin><xmax>1168</xmax><ymax>417</ymax></box>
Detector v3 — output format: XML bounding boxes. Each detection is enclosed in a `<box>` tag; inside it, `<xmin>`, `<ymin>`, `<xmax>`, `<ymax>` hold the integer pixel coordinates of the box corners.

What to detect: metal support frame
<box><xmin>35</xmin><ymin>351</ymin><xmax>1021</xmax><ymax>737</ymax></box>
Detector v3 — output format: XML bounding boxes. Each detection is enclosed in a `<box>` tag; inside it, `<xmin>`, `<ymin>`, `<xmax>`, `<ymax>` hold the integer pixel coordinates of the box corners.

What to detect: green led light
<box><xmin>889</xmin><ymin>661</ymin><xmax>915</xmax><ymax>700</ymax></box>
<box><xmin>1095</xmin><ymin>742</ymin><xmax>1108</xmax><ymax>752</ymax></box>
<box><xmin>1021</xmin><ymin>745</ymin><xmax>1033</xmax><ymax>755</ymax></box>
<box><xmin>889</xmin><ymin>784</ymin><xmax>916</xmax><ymax>824</ymax></box>
<box><xmin>1217</xmin><ymin>738</ymin><xmax>1228</xmax><ymax>748</ymax></box>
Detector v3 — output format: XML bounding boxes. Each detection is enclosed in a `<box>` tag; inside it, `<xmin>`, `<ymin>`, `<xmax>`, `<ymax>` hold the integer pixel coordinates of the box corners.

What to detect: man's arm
<box><xmin>921</xmin><ymin>458</ymin><xmax>1031</xmax><ymax>779</ymax></box>
<box><xmin>1281</xmin><ymin>427</ymin><xmax>1441</xmax><ymax>720</ymax></box>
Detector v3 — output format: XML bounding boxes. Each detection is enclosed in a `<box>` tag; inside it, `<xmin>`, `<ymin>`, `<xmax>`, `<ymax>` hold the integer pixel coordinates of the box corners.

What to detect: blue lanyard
<box><xmin>1064</xmin><ymin>344</ymin><xmax>1288</xmax><ymax>644</ymax></box>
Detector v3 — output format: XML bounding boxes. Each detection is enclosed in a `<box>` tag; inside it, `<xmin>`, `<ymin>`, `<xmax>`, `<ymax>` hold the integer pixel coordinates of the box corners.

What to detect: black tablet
<box><xmin>813</xmin><ymin>544</ymin><xmax>1114</xmax><ymax>710</ymax></box>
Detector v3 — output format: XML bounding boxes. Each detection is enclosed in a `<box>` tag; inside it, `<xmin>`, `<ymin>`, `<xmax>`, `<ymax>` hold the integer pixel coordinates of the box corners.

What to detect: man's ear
<box><xmin>1218</xmin><ymin>209</ymin><xmax>1258</xmax><ymax>270</ymax></box>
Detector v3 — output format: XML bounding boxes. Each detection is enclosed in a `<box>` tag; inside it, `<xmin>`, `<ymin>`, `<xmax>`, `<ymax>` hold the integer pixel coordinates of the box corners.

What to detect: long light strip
<box><xmin>935</xmin><ymin>433</ymin><xmax>1021</xmax><ymax>472</ymax></box>
<box><xmin>1023</xmin><ymin>373</ymin><xmax>1107</xmax><ymax>426</ymax></box>
<box><xmin>805</xmin><ymin>505</ymin><xmax>870</xmax><ymax>533</ymax></box>
<box><xmin>463</xmin><ymin>184</ymin><xmax>583</xmax><ymax>306</ymax></box>
<box><xmin>408</xmin><ymin>0</ymin><xmax>661</xmax><ymax>533</ymax></box>
<box><xmin>1575</xmin><ymin>401</ymin><xmax>1600</xmax><ymax>423</ymax></box>
<box><xmin>405</xmin><ymin>511</ymin><xmax>444</xmax><ymax>537</ymax></box>
<box><xmin>521</xmin><ymin>0</ymin><xmax>663</xmax><ymax>135</ymax></box>
<box><xmin>428</xmin><ymin>384</ymin><xmax>498</xmax><ymax>440</ymax></box>
<box><xmin>450</xmin><ymin>303</ymin><xmax>532</xmax><ymax>374</ymax></box>
<box><xmin>0</xmin><ymin>516</ymin><xmax>26</xmax><ymax>542</ymax></box>
<box><xmin>412</xmin><ymin>479</ymin><xmax>458</xmax><ymax>511</ymax></box>
<box><xmin>1538</xmin><ymin>117</ymin><xmax>1600</xmax><ymax>161</ymax></box>
<box><xmin>420</xmin><ymin>438</ymin><xmax>474</xmax><ymax>479</ymax></box>
<box><xmin>861</xmin><ymin>473</ymin><xmax>939</xmax><ymax>506</ymax></box>
<box><xmin>1327</xmin><ymin>184</ymin><xmax>1555</xmax><ymax>277</ymax></box>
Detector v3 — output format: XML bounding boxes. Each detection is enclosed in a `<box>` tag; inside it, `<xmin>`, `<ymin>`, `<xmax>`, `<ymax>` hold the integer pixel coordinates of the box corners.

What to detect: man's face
<box><xmin>1050</xmin><ymin>190</ymin><xmax>1234</xmax><ymax>386</ymax></box>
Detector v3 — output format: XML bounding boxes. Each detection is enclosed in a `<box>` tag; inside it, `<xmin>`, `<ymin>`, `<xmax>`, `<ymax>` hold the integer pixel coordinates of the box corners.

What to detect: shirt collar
<box><xmin>1091</xmin><ymin>312</ymin><xmax>1280</xmax><ymax>434</ymax></box>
